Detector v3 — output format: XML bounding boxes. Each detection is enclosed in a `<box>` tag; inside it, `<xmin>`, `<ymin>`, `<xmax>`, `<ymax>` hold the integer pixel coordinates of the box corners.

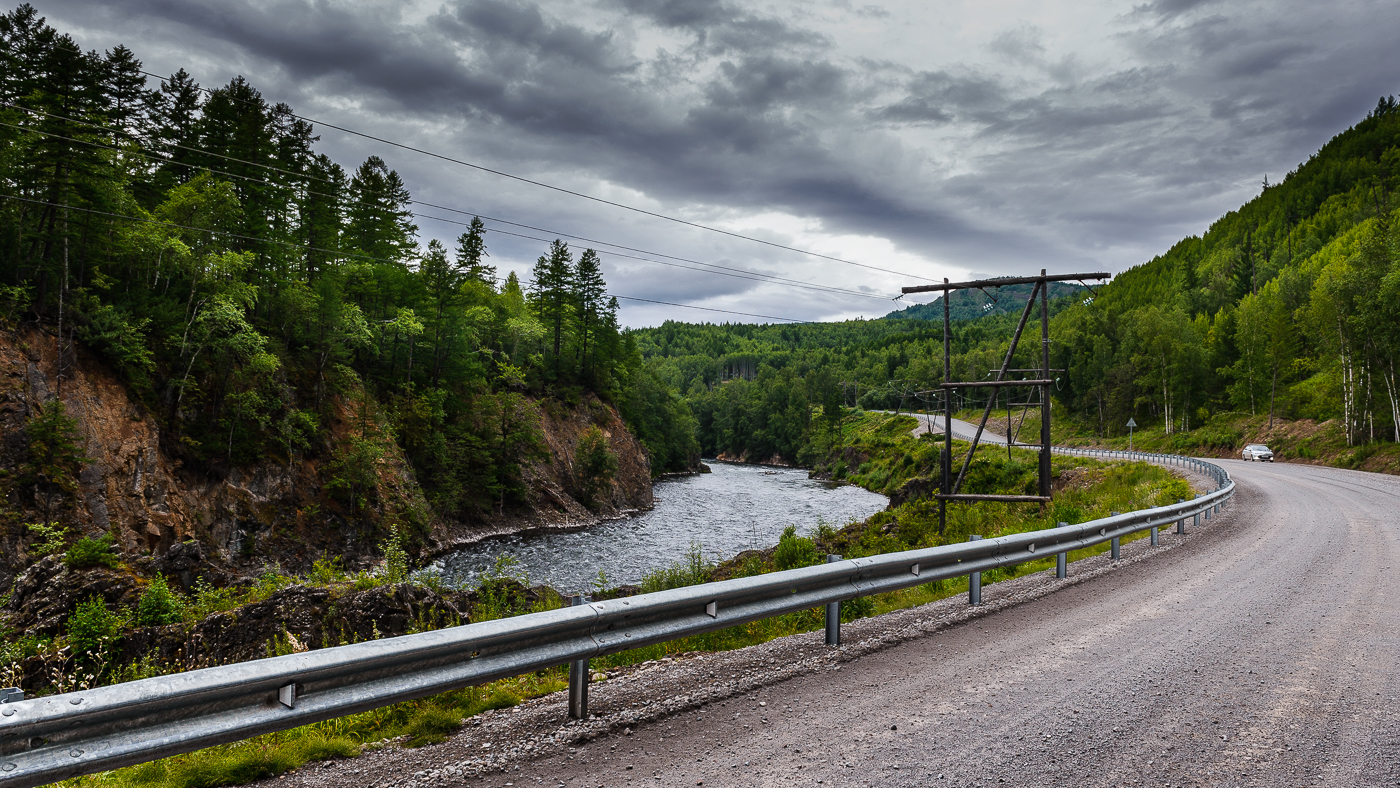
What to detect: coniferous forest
<box><xmin>0</xmin><ymin>4</ymin><xmax>700</xmax><ymax>539</ymax></box>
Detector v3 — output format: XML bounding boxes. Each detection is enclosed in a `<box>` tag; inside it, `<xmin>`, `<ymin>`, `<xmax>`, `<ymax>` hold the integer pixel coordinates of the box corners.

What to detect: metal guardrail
<box><xmin>0</xmin><ymin>451</ymin><xmax>1234</xmax><ymax>786</ymax></box>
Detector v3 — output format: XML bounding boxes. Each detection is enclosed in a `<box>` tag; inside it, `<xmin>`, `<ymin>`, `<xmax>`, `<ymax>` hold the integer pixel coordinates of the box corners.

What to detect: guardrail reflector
<box><xmin>278</xmin><ymin>684</ymin><xmax>296</xmax><ymax>709</ymax></box>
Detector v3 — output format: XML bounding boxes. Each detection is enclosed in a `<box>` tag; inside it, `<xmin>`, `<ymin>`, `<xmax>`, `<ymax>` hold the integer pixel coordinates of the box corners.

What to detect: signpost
<box><xmin>1127</xmin><ymin>417</ymin><xmax>1137</xmax><ymax>451</ymax></box>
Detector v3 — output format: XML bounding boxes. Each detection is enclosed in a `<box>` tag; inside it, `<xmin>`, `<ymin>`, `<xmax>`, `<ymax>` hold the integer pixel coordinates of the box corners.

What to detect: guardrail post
<box><xmin>568</xmin><ymin>594</ymin><xmax>590</xmax><ymax>719</ymax></box>
<box><xmin>968</xmin><ymin>535</ymin><xmax>983</xmax><ymax>605</ymax></box>
<box><xmin>1194</xmin><ymin>494</ymin><xmax>1201</xmax><ymax>528</ymax></box>
<box><xmin>825</xmin><ymin>554</ymin><xmax>842</xmax><ymax>647</ymax></box>
<box><xmin>1109</xmin><ymin>512</ymin><xmax>1120</xmax><ymax>559</ymax></box>
<box><xmin>1055</xmin><ymin>522</ymin><xmax>1068</xmax><ymax>578</ymax></box>
<box><xmin>1150</xmin><ymin>523</ymin><xmax>1158</xmax><ymax>546</ymax></box>
<box><xmin>1176</xmin><ymin>499</ymin><xmax>1185</xmax><ymax>534</ymax></box>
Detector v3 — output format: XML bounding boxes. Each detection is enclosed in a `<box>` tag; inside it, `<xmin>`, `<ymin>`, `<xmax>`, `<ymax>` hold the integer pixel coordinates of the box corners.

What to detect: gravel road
<box><xmin>263</xmin><ymin>460</ymin><xmax>1400</xmax><ymax>788</ymax></box>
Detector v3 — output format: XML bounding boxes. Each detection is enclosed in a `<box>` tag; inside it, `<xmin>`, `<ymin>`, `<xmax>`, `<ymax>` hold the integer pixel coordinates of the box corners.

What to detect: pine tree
<box><xmin>345</xmin><ymin>155</ymin><xmax>417</xmax><ymax>263</ymax></box>
<box><xmin>455</xmin><ymin>216</ymin><xmax>494</xmax><ymax>285</ymax></box>
<box><xmin>152</xmin><ymin>68</ymin><xmax>202</xmax><ymax>190</ymax></box>
<box><xmin>573</xmin><ymin>248</ymin><xmax>606</xmax><ymax>376</ymax></box>
<box><xmin>530</xmin><ymin>239</ymin><xmax>573</xmax><ymax>375</ymax></box>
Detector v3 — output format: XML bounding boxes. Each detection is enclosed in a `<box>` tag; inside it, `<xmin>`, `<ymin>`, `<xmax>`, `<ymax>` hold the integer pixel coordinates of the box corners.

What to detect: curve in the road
<box><xmin>457</xmin><ymin>459</ymin><xmax>1400</xmax><ymax>787</ymax></box>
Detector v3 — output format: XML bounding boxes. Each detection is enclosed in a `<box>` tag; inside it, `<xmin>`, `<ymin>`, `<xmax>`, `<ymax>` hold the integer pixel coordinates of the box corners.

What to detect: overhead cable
<box><xmin>1</xmin><ymin>106</ymin><xmax>891</xmax><ymax>302</ymax></box>
<box><xmin>0</xmin><ymin>194</ymin><xmax>805</xmax><ymax>323</ymax></box>
<box><xmin>31</xmin><ymin>44</ymin><xmax>943</xmax><ymax>282</ymax></box>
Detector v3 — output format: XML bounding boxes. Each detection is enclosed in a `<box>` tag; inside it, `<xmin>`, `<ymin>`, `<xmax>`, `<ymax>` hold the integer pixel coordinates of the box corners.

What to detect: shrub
<box><xmin>774</xmin><ymin>526</ymin><xmax>821</xmax><ymax>571</ymax></box>
<box><xmin>256</xmin><ymin>568</ymin><xmax>292</xmax><ymax>595</ymax></box>
<box><xmin>65</xmin><ymin>534</ymin><xmax>120</xmax><ymax>569</ymax></box>
<box><xmin>473</xmin><ymin>556</ymin><xmax>532</xmax><ymax>622</ymax></box>
<box><xmin>380</xmin><ymin>523</ymin><xmax>409</xmax><ymax>584</ymax></box>
<box><xmin>26</xmin><ymin>521</ymin><xmax>67</xmax><ymax>556</ymax></box>
<box><xmin>136</xmin><ymin>574</ymin><xmax>187</xmax><ymax>627</ymax></box>
<box><xmin>309</xmin><ymin>555</ymin><xmax>347</xmax><ymax>585</ymax></box>
<box><xmin>187</xmin><ymin>577</ymin><xmax>242</xmax><ymax>620</ymax></box>
<box><xmin>1154</xmin><ymin>478</ymin><xmax>1192</xmax><ymax>506</ymax></box>
<box><xmin>66</xmin><ymin>596</ymin><xmax>122</xmax><ymax>659</ymax></box>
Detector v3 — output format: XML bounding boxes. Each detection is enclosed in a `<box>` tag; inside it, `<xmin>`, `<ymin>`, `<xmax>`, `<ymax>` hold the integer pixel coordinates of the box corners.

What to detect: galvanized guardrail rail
<box><xmin>0</xmin><ymin>450</ymin><xmax>1233</xmax><ymax>786</ymax></box>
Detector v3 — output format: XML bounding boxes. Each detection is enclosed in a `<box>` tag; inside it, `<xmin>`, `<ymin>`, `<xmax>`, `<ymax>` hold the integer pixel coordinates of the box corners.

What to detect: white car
<box><xmin>1241</xmin><ymin>443</ymin><xmax>1274</xmax><ymax>462</ymax></box>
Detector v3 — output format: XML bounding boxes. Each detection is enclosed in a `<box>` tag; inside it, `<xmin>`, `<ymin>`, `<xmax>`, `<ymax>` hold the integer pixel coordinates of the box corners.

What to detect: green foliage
<box><xmin>21</xmin><ymin>401</ymin><xmax>89</xmax><ymax>523</ymax></box>
<box><xmin>1154</xmin><ymin>477</ymin><xmax>1193</xmax><ymax>506</ymax></box>
<box><xmin>573</xmin><ymin>425</ymin><xmax>618</xmax><ymax>508</ymax></box>
<box><xmin>0</xmin><ymin>7</ymin><xmax>708</xmax><ymax>537</ymax></box>
<box><xmin>773</xmin><ymin>526</ymin><xmax>821</xmax><ymax>571</ymax></box>
<box><xmin>472</xmin><ymin>555</ymin><xmax>533</xmax><ymax>622</ymax></box>
<box><xmin>66</xmin><ymin>596</ymin><xmax>122</xmax><ymax>660</ymax></box>
<box><xmin>308</xmin><ymin>556</ymin><xmax>348</xmax><ymax>586</ymax></box>
<box><xmin>639</xmin><ymin>542</ymin><xmax>713</xmax><ymax>593</ymax></box>
<box><xmin>135</xmin><ymin>574</ymin><xmax>187</xmax><ymax>627</ymax></box>
<box><xmin>65</xmin><ymin>533</ymin><xmax>120</xmax><ymax>569</ymax></box>
<box><xmin>26</xmin><ymin>521</ymin><xmax>67</xmax><ymax>556</ymax></box>
<box><xmin>186</xmin><ymin>578</ymin><xmax>241</xmax><ymax>620</ymax></box>
<box><xmin>380</xmin><ymin>523</ymin><xmax>409</xmax><ymax>584</ymax></box>
<box><xmin>255</xmin><ymin>568</ymin><xmax>291</xmax><ymax>595</ymax></box>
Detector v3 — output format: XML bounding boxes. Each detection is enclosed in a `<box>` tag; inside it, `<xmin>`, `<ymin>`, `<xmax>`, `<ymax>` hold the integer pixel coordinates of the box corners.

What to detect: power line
<box><xmin>0</xmin><ymin>194</ymin><xmax>806</xmax><ymax>323</ymax></box>
<box><xmin>606</xmin><ymin>295</ymin><xmax>801</xmax><ymax>323</ymax></box>
<box><xmin>1</xmin><ymin>105</ymin><xmax>894</xmax><ymax>302</ymax></box>
<box><xmin>34</xmin><ymin>42</ymin><xmax>944</xmax><ymax>282</ymax></box>
<box><xmin>416</xmin><ymin>214</ymin><xmax>887</xmax><ymax>301</ymax></box>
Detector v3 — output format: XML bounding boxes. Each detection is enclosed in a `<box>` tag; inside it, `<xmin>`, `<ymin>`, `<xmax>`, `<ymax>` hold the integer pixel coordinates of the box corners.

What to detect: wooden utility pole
<box><xmin>901</xmin><ymin>271</ymin><xmax>1108</xmax><ymax>533</ymax></box>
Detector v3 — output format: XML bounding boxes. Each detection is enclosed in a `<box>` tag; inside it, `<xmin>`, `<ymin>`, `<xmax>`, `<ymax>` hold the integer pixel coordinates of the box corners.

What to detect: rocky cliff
<box><xmin>0</xmin><ymin>326</ymin><xmax>654</xmax><ymax>591</ymax></box>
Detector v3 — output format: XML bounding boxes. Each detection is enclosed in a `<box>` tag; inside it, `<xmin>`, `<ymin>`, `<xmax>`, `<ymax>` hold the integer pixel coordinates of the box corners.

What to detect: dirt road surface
<box><xmin>269</xmin><ymin>460</ymin><xmax>1400</xmax><ymax>788</ymax></box>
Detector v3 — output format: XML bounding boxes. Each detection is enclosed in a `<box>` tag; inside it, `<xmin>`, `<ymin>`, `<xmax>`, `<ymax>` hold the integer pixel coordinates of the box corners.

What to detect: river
<box><xmin>436</xmin><ymin>462</ymin><xmax>889</xmax><ymax>594</ymax></box>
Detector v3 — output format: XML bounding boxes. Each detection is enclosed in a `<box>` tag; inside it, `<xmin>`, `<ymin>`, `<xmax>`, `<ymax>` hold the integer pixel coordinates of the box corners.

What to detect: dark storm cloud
<box><xmin>27</xmin><ymin>0</ymin><xmax>1400</xmax><ymax>324</ymax></box>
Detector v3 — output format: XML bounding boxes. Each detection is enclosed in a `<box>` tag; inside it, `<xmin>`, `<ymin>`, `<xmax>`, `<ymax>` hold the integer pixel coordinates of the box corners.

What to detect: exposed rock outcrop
<box><xmin>0</xmin><ymin>328</ymin><xmax>655</xmax><ymax>592</ymax></box>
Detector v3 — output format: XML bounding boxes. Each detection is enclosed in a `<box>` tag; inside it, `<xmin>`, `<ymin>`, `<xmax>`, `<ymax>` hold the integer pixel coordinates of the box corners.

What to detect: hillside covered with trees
<box><xmin>0</xmin><ymin>5</ymin><xmax>698</xmax><ymax>570</ymax></box>
<box><xmin>633</xmin><ymin>95</ymin><xmax>1400</xmax><ymax>467</ymax></box>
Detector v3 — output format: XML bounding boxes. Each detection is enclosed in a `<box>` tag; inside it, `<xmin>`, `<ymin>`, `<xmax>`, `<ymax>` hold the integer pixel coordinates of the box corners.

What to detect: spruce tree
<box><xmin>530</xmin><ymin>239</ymin><xmax>573</xmax><ymax>375</ymax></box>
<box><xmin>574</xmin><ymin>248</ymin><xmax>606</xmax><ymax>376</ymax></box>
<box><xmin>455</xmin><ymin>216</ymin><xmax>494</xmax><ymax>285</ymax></box>
<box><xmin>346</xmin><ymin>155</ymin><xmax>417</xmax><ymax>263</ymax></box>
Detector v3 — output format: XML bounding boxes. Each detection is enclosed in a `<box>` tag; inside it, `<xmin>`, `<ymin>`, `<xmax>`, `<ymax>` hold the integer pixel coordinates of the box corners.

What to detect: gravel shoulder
<box><xmin>256</xmin><ymin>461</ymin><xmax>1286</xmax><ymax>788</ymax></box>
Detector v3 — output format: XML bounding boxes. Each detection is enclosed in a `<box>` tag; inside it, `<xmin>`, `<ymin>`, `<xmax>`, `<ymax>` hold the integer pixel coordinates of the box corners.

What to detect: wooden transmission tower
<box><xmin>901</xmin><ymin>270</ymin><xmax>1108</xmax><ymax>534</ymax></box>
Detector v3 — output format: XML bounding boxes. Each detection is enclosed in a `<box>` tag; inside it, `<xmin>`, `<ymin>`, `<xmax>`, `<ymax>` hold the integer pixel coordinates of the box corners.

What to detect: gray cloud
<box><xmin>27</xmin><ymin>0</ymin><xmax>1400</xmax><ymax>325</ymax></box>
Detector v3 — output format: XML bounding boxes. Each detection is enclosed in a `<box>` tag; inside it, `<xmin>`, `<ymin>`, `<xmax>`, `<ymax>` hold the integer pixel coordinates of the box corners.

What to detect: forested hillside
<box><xmin>885</xmin><ymin>280</ymin><xmax>1086</xmax><ymax>322</ymax></box>
<box><xmin>634</xmin><ymin>96</ymin><xmax>1400</xmax><ymax>466</ymax></box>
<box><xmin>0</xmin><ymin>5</ymin><xmax>698</xmax><ymax>573</ymax></box>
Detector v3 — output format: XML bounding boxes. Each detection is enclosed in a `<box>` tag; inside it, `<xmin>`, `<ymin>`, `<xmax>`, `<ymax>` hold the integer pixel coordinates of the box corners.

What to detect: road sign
<box><xmin>1126</xmin><ymin>417</ymin><xmax>1137</xmax><ymax>428</ymax></box>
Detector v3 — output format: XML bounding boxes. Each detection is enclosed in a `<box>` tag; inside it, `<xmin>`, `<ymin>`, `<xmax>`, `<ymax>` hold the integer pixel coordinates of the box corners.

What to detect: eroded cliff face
<box><xmin>0</xmin><ymin>328</ymin><xmax>654</xmax><ymax>589</ymax></box>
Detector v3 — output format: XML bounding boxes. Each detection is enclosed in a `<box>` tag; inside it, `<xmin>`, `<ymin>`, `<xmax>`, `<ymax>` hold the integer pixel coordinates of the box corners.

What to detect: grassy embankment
<box><xmin>60</xmin><ymin>412</ymin><xmax>1188</xmax><ymax>788</ymax></box>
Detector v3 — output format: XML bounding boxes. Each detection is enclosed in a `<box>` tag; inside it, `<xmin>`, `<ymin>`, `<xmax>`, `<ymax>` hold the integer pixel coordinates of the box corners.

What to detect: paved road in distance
<box><xmin>465</xmin><ymin>459</ymin><xmax>1400</xmax><ymax>787</ymax></box>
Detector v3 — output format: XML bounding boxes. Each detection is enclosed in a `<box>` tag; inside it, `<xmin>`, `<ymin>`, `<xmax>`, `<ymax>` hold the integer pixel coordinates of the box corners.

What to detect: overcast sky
<box><xmin>32</xmin><ymin>0</ymin><xmax>1400</xmax><ymax>326</ymax></box>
